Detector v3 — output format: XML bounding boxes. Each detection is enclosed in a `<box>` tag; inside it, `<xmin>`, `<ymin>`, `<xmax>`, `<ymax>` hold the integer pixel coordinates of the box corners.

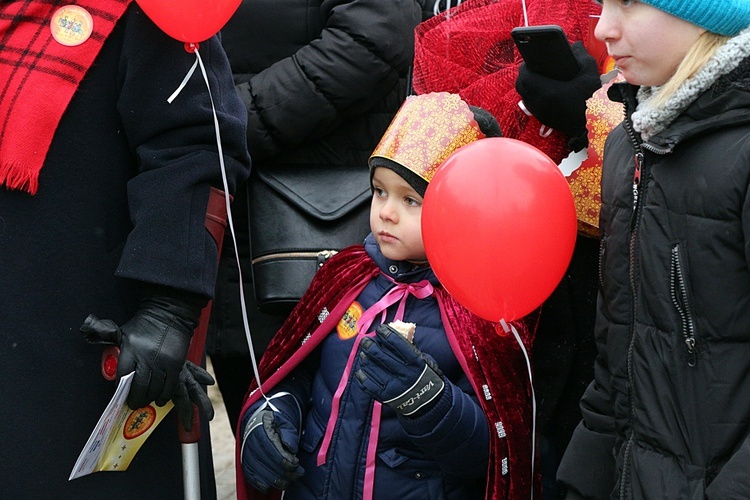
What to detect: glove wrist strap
<box><xmin>384</xmin><ymin>365</ymin><xmax>445</xmax><ymax>416</ymax></box>
<box><xmin>240</xmin><ymin>392</ymin><xmax>302</xmax><ymax>462</ymax></box>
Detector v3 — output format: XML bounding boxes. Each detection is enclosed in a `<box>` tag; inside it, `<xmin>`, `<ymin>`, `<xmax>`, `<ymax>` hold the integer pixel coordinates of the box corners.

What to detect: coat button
<box><xmin>414</xmin><ymin>472</ymin><xmax>423</xmax><ymax>479</ymax></box>
<box><xmin>389</xmin><ymin>265</ymin><xmax>398</xmax><ymax>274</ymax></box>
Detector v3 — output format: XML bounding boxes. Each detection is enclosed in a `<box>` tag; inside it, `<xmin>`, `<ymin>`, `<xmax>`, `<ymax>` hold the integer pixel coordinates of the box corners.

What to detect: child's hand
<box><xmin>239</xmin><ymin>398</ymin><xmax>304</xmax><ymax>493</ymax></box>
<box><xmin>355</xmin><ymin>324</ymin><xmax>445</xmax><ymax>417</ymax></box>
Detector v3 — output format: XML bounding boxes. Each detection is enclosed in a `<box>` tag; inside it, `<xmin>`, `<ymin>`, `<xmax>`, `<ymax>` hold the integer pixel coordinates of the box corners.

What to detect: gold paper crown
<box><xmin>369</xmin><ymin>92</ymin><xmax>485</xmax><ymax>184</ymax></box>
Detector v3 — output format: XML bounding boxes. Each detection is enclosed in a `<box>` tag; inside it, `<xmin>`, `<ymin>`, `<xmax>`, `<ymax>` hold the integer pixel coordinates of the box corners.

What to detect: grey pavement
<box><xmin>208</xmin><ymin>358</ymin><xmax>237</xmax><ymax>500</ymax></box>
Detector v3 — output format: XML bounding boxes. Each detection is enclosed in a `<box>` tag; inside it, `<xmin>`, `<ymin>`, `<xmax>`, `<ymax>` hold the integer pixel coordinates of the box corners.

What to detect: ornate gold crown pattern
<box><xmin>370</xmin><ymin>92</ymin><xmax>485</xmax><ymax>183</ymax></box>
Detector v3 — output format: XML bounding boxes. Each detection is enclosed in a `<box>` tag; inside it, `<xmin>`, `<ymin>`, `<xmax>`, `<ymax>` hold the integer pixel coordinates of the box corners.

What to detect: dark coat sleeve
<box><xmin>706</xmin><ymin>436</ymin><xmax>750</xmax><ymax>499</ymax></box>
<box><xmin>113</xmin><ymin>6</ymin><xmax>251</xmax><ymax>297</ymax></box>
<box><xmin>234</xmin><ymin>0</ymin><xmax>423</xmax><ymax>160</ymax></box>
<box><xmin>398</xmin><ymin>373</ymin><xmax>490</xmax><ymax>479</ymax></box>
<box><xmin>556</xmin><ymin>290</ymin><xmax>618</xmax><ymax>499</ymax></box>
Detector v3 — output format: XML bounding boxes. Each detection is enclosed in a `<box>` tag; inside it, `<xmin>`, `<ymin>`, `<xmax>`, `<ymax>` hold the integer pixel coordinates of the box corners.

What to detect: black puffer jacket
<box><xmin>558</xmin><ymin>49</ymin><xmax>750</xmax><ymax>498</ymax></box>
<box><xmin>221</xmin><ymin>0</ymin><xmax>423</xmax><ymax>165</ymax></box>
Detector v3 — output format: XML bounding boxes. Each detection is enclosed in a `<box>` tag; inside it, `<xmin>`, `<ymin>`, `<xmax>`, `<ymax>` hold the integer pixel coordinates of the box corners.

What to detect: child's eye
<box><xmin>404</xmin><ymin>196</ymin><xmax>421</xmax><ymax>207</ymax></box>
<box><xmin>373</xmin><ymin>187</ymin><xmax>385</xmax><ymax>198</ymax></box>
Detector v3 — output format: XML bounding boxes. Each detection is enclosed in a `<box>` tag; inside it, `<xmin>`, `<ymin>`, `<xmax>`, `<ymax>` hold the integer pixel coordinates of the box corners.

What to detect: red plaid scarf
<box><xmin>0</xmin><ymin>0</ymin><xmax>132</xmax><ymax>194</ymax></box>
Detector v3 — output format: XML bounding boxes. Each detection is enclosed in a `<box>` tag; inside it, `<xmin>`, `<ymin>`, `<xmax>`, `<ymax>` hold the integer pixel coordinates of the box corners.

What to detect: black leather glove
<box><xmin>355</xmin><ymin>324</ymin><xmax>445</xmax><ymax>417</ymax></box>
<box><xmin>80</xmin><ymin>286</ymin><xmax>213</xmax><ymax>430</ymax></box>
<box><xmin>240</xmin><ymin>395</ymin><xmax>305</xmax><ymax>493</ymax></box>
<box><xmin>516</xmin><ymin>41</ymin><xmax>601</xmax><ymax>151</ymax></box>
<box><xmin>171</xmin><ymin>361</ymin><xmax>215</xmax><ymax>431</ymax></box>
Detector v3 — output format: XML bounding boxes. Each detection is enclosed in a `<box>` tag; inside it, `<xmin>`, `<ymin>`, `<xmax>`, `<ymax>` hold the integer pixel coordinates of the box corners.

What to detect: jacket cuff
<box><xmin>398</xmin><ymin>381</ymin><xmax>453</xmax><ymax>434</ymax></box>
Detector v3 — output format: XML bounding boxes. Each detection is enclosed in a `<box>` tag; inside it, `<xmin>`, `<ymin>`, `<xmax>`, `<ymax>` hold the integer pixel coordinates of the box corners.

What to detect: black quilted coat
<box><xmin>558</xmin><ymin>54</ymin><xmax>750</xmax><ymax>499</ymax></box>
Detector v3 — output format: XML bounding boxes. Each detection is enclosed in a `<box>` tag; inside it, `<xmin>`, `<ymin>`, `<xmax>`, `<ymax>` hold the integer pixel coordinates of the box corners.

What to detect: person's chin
<box><xmin>378</xmin><ymin>243</ymin><xmax>404</xmax><ymax>262</ymax></box>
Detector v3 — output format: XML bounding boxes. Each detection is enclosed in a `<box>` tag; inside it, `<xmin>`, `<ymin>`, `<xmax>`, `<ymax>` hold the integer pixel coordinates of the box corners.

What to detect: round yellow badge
<box><xmin>123</xmin><ymin>405</ymin><xmax>156</xmax><ymax>440</ymax></box>
<box><xmin>336</xmin><ymin>302</ymin><xmax>363</xmax><ymax>340</ymax></box>
<box><xmin>50</xmin><ymin>5</ymin><xmax>94</xmax><ymax>47</ymax></box>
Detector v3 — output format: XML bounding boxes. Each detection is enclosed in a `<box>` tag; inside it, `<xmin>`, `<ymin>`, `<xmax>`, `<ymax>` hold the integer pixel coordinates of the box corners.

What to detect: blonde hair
<box><xmin>648</xmin><ymin>32</ymin><xmax>730</xmax><ymax>107</ymax></box>
<box><xmin>648</xmin><ymin>31</ymin><xmax>731</xmax><ymax>108</ymax></box>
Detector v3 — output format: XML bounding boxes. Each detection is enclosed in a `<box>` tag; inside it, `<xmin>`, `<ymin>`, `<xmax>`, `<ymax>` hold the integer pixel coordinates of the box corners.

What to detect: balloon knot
<box><xmin>184</xmin><ymin>42</ymin><xmax>199</xmax><ymax>53</ymax></box>
<box><xmin>495</xmin><ymin>320</ymin><xmax>512</xmax><ymax>337</ymax></box>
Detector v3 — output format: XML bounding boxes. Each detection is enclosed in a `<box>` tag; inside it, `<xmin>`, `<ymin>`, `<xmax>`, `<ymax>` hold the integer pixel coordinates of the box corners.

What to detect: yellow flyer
<box><xmin>69</xmin><ymin>372</ymin><xmax>173</xmax><ymax>480</ymax></box>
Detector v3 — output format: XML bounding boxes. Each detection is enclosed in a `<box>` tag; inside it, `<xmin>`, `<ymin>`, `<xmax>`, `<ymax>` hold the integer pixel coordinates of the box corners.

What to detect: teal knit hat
<box><xmin>641</xmin><ymin>0</ymin><xmax>750</xmax><ymax>36</ymax></box>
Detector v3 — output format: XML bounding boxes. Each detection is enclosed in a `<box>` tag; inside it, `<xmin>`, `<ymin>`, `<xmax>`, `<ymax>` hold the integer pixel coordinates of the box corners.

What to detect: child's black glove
<box><xmin>240</xmin><ymin>395</ymin><xmax>305</xmax><ymax>494</ymax></box>
<box><xmin>355</xmin><ymin>324</ymin><xmax>445</xmax><ymax>417</ymax></box>
<box><xmin>515</xmin><ymin>41</ymin><xmax>601</xmax><ymax>151</ymax></box>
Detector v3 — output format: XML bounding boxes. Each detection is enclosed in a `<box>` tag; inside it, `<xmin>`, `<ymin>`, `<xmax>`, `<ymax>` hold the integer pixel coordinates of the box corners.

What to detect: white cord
<box><xmin>168</xmin><ymin>48</ymin><xmax>265</xmax><ymax>400</ymax></box>
<box><xmin>432</xmin><ymin>0</ymin><xmax>463</xmax><ymax>17</ymax></box>
<box><xmin>500</xmin><ymin>318</ymin><xmax>536</xmax><ymax>500</ymax></box>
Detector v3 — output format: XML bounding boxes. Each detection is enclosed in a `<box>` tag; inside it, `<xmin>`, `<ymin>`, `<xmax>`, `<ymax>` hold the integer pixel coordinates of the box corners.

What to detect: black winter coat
<box><xmin>209</xmin><ymin>0</ymin><xmax>424</xmax><ymax>357</ymax></box>
<box><xmin>0</xmin><ymin>5</ymin><xmax>250</xmax><ymax>498</ymax></box>
<box><xmin>558</xmin><ymin>52</ymin><xmax>750</xmax><ymax>499</ymax></box>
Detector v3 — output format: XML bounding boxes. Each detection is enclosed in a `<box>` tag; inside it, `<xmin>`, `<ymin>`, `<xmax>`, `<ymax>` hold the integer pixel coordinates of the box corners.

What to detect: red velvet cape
<box><xmin>235</xmin><ymin>245</ymin><xmax>540</xmax><ymax>499</ymax></box>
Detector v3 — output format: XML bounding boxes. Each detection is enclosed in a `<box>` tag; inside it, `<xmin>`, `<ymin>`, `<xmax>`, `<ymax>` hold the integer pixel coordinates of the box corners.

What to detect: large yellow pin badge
<box><xmin>51</xmin><ymin>5</ymin><xmax>94</xmax><ymax>47</ymax></box>
<box><xmin>337</xmin><ymin>302</ymin><xmax>363</xmax><ymax>340</ymax></box>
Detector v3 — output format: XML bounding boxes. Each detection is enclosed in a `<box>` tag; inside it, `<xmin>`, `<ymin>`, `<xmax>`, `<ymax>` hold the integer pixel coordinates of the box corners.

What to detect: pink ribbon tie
<box><xmin>316</xmin><ymin>278</ymin><xmax>434</xmax><ymax>499</ymax></box>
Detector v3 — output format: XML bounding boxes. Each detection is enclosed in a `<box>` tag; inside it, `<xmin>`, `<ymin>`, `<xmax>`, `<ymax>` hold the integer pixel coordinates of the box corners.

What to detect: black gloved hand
<box><xmin>240</xmin><ymin>396</ymin><xmax>305</xmax><ymax>493</ymax></box>
<box><xmin>172</xmin><ymin>360</ymin><xmax>215</xmax><ymax>431</ymax></box>
<box><xmin>80</xmin><ymin>287</ymin><xmax>206</xmax><ymax>410</ymax></box>
<box><xmin>516</xmin><ymin>41</ymin><xmax>601</xmax><ymax>150</ymax></box>
<box><xmin>355</xmin><ymin>324</ymin><xmax>445</xmax><ymax>417</ymax></box>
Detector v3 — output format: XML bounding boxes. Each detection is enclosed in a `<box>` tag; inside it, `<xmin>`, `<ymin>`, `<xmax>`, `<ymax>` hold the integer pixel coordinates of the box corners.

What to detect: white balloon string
<box><xmin>521</xmin><ymin>0</ymin><xmax>529</xmax><ymax>27</ymax></box>
<box><xmin>500</xmin><ymin>318</ymin><xmax>536</xmax><ymax>500</ymax></box>
<box><xmin>168</xmin><ymin>48</ymin><xmax>266</xmax><ymax>400</ymax></box>
<box><xmin>167</xmin><ymin>58</ymin><xmax>198</xmax><ymax>104</ymax></box>
<box><xmin>432</xmin><ymin>0</ymin><xmax>463</xmax><ymax>17</ymax></box>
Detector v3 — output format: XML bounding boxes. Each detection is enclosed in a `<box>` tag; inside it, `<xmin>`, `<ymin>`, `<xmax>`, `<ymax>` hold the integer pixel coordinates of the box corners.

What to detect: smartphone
<box><xmin>511</xmin><ymin>25</ymin><xmax>580</xmax><ymax>81</ymax></box>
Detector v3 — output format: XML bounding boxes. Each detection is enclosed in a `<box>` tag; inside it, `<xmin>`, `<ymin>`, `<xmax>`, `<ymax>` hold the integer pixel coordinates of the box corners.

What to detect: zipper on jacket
<box><xmin>629</xmin><ymin>152</ymin><xmax>644</xmax><ymax>231</ymax></box>
<box><xmin>618</xmin><ymin>432</ymin><xmax>636</xmax><ymax>499</ymax></box>
<box><xmin>620</xmin><ymin>96</ymin><xmax>646</xmax><ymax>499</ymax></box>
<box><xmin>670</xmin><ymin>244</ymin><xmax>697</xmax><ymax>366</ymax></box>
<box><xmin>615</xmin><ymin>84</ymin><xmax>676</xmax><ymax>498</ymax></box>
<box><xmin>598</xmin><ymin>235</ymin><xmax>607</xmax><ymax>291</ymax></box>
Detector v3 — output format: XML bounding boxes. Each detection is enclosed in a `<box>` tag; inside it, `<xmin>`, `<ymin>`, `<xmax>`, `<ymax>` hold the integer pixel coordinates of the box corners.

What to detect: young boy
<box><xmin>235</xmin><ymin>92</ymin><xmax>538</xmax><ymax>499</ymax></box>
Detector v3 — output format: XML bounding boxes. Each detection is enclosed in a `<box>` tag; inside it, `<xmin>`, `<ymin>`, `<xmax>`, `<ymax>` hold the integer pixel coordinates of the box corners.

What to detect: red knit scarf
<box><xmin>235</xmin><ymin>246</ymin><xmax>541</xmax><ymax>499</ymax></box>
<box><xmin>0</xmin><ymin>0</ymin><xmax>132</xmax><ymax>195</ymax></box>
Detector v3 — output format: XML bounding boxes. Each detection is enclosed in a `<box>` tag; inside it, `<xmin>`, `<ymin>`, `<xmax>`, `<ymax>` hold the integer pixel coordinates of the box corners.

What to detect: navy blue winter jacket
<box><xmin>244</xmin><ymin>234</ymin><xmax>489</xmax><ymax>499</ymax></box>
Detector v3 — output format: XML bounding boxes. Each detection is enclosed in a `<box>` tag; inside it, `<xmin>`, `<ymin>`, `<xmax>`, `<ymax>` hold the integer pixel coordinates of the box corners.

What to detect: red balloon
<box><xmin>136</xmin><ymin>0</ymin><xmax>241</xmax><ymax>43</ymax></box>
<box><xmin>422</xmin><ymin>137</ymin><xmax>577</xmax><ymax>322</ymax></box>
